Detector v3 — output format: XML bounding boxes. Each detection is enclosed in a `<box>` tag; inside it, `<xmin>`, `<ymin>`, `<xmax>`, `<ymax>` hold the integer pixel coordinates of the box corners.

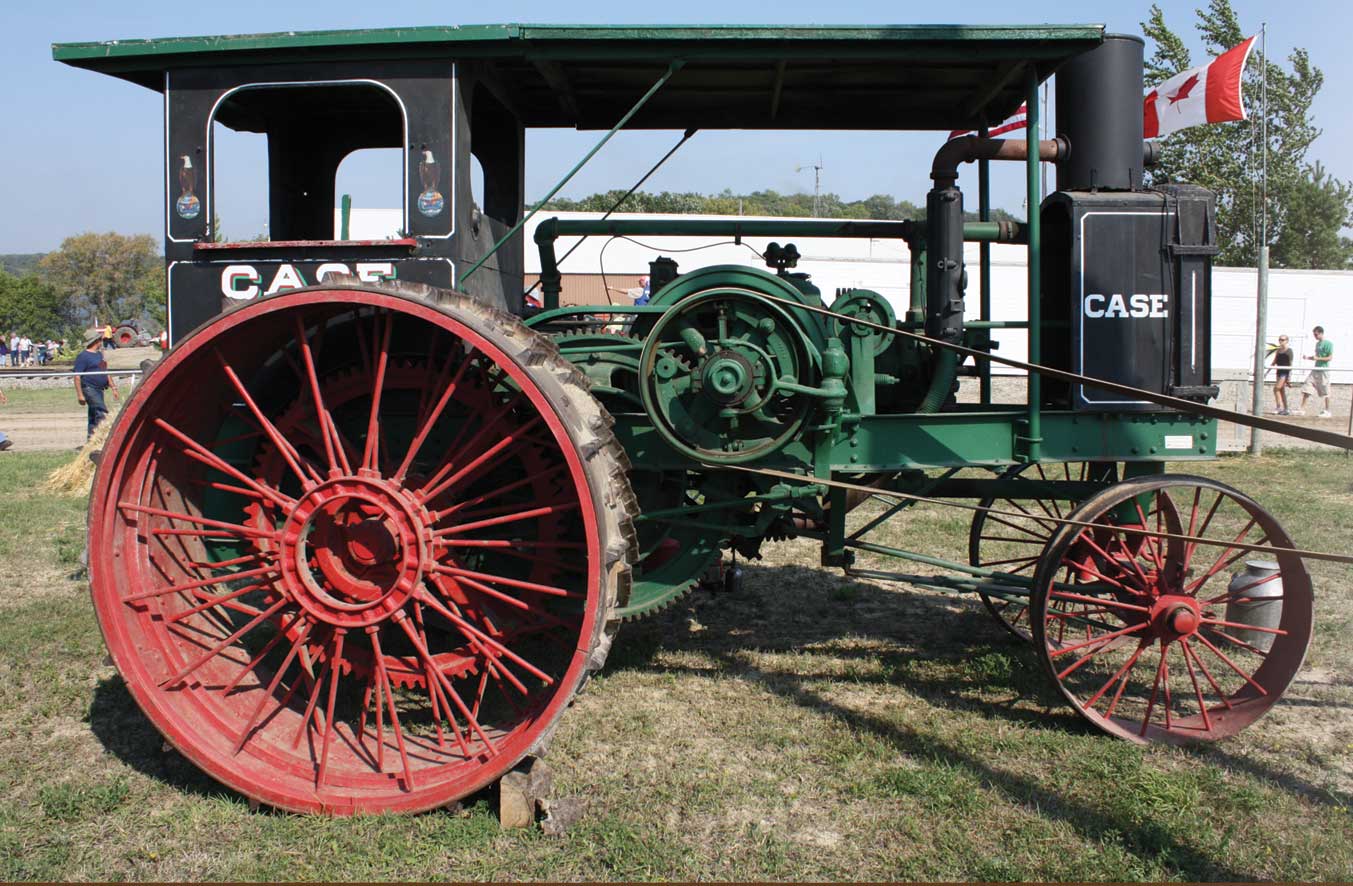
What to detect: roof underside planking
<box><xmin>52</xmin><ymin>24</ymin><xmax>1103</xmax><ymax>132</ymax></box>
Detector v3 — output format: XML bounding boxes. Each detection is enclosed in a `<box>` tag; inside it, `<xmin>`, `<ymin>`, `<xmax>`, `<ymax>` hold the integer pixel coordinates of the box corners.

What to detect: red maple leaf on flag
<box><xmin>1167</xmin><ymin>74</ymin><xmax>1199</xmax><ymax>105</ymax></box>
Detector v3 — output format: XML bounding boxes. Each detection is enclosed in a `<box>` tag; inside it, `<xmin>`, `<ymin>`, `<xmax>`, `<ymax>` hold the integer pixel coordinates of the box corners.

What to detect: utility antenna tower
<box><xmin>796</xmin><ymin>155</ymin><xmax>824</xmax><ymax>216</ymax></box>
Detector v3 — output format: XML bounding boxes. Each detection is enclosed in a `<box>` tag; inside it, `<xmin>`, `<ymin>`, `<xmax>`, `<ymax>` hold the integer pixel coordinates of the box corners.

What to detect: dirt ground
<box><xmin>0</xmin><ymin>347</ymin><xmax>156</xmax><ymax>452</ymax></box>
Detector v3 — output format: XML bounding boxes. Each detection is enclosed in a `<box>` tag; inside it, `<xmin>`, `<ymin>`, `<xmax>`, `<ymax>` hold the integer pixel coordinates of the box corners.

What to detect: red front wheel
<box><xmin>89</xmin><ymin>284</ymin><xmax>636</xmax><ymax>813</ymax></box>
<box><xmin>1030</xmin><ymin>476</ymin><xmax>1312</xmax><ymax>744</ymax></box>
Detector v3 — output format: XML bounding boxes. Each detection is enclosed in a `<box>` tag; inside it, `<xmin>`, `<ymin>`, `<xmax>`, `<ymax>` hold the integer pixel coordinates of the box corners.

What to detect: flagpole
<box><xmin>1249</xmin><ymin>23</ymin><xmax>1269</xmax><ymax>454</ymax></box>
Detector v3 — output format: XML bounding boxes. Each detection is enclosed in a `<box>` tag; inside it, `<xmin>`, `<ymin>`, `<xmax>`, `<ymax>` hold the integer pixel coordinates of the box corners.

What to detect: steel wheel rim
<box><xmin>89</xmin><ymin>289</ymin><xmax>605</xmax><ymax>813</ymax></box>
<box><xmin>1030</xmin><ymin>475</ymin><xmax>1313</xmax><ymax>744</ymax></box>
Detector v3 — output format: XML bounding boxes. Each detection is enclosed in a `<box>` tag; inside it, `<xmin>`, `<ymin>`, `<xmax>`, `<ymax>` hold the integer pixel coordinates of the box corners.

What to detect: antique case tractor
<box><xmin>54</xmin><ymin>24</ymin><xmax>1348</xmax><ymax>814</ymax></box>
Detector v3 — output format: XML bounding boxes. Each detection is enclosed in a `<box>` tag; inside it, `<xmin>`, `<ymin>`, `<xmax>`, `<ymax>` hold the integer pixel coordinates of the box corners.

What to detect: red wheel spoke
<box><xmin>1180</xmin><ymin>638</ymin><xmax>1213</xmax><ymax>731</ymax></box>
<box><xmin>415</xmin><ymin>589</ymin><xmax>555</xmax><ymax>685</ymax></box>
<box><xmin>432</xmin><ymin>502</ymin><xmax>580</xmax><ymax>538</ymax></box>
<box><xmin>367</xmin><ymin>628</ymin><xmax>416</xmax><ymax>790</ymax></box>
<box><xmin>410</xmin><ymin>603</ymin><xmax>448</xmax><ymax>749</ymax></box>
<box><xmin>432</xmin><ymin>563</ymin><xmax>579</xmax><ymax>599</ymax></box>
<box><xmin>222</xmin><ymin>611</ymin><xmax>308</xmax><ymax>695</ymax></box>
<box><xmin>435</xmin><ymin>539</ymin><xmax>585</xmax><ymax>551</ymax></box>
<box><xmin>292</xmin><ymin>314</ymin><xmax>351</xmax><ymax>475</ymax></box>
<box><xmin>152</xmin><ymin>418</ymin><xmax>296</xmax><ymax>510</ymax></box>
<box><xmin>166</xmin><ymin>581</ymin><xmax>271</xmax><ymax>623</ymax></box>
<box><xmin>1082</xmin><ymin>641</ymin><xmax>1147</xmax><ymax>708</ymax></box>
<box><xmin>393</xmin><ymin>348</ymin><xmax>476</xmax><ymax>482</ymax></box>
<box><xmin>393</xmin><ymin>614</ymin><xmax>499</xmax><ymax>757</ymax></box>
<box><xmin>417</xmin><ymin>417</ymin><xmax>546</xmax><ymax>505</ymax></box>
<box><xmin>416</xmin><ymin>394</ymin><xmax>527</xmax><ymax>494</ymax></box>
<box><xmin>361</xmin><ymin>314</ymin><xmax>393</xmax><ymax>472</ymax></box>
<box><xmin>292</xmin><ymin>647</ymin><xmax>334</xmax><ymax>749</ymax></box>
<box><xmin>120</xmin><ymin>502</ymin><xmax>276</xmax><ymax>539</ymax></box>
<box><xmin>1205</xmin><ymin>628</ymin><xmax>1273</xmax><ymax>657</ymax></box>
<box><xmin>1047</xmin><ymin>621</ymin><xmax>1148</xmax><ymax>659</ymax></box>
<box><xmin>1056</xmin><ymin>633</ymin><xmax>1123</xmax><ymax>680</ymax></box>
<box><xmin>124</xmin><ymin>565</ymin><xmax>277</xmax><ymax>603</ymax></box>
<box><xmin>233</xmin><ymin>619</ymin><xmax>314</xmax><ymax>753</ymax></box>
<box><xmin>315</xmin><ymin>629</ymin><xmax>347</xmax><ymax>787</ymax></box>
<box><xmin>161</xmin><ymin>596</ymin><xmax>292</xmax><ymax>688</ymax></box>
<box><xmin>1193</xmin><ymin>633</ymin><xmax>1268</xmax><ymax>696</ymax></box>
<box><xmin>1180</xmin><ymin>638</ymin><xmax>1233</xmax><ymax>710</ymax></box>
<box><xmin>1141</xmin><ymin>643</ymin><xmax>1174</xmax><ymax>735</ymax></box>
<box><xmin>1185</xmin><ymin>518</ymin><xmax>1260</xmax><ymax>595</ymax></box>
<box><xmin>216</xmin><ymin>349</ymin><xmax>322</xmax><ymax>490</ymax></box>
<box><xmin>1185</xmin><ymin>492</ymin><xmax>1226</xmax><ymax>570</ymax></box>
<box><xmin>431</xmin><ymin>467</ymin><xmax>568</xmax><ymax>522</ymax></box>
<box><xmin>1110</xmin><ymin>532</ymin><xmax>1155</xmax><ymax>589</ymax></box>
<box><xmin>1204</xmin><ymin>571</ymin><xmax>1282</xmax><ymax>604</ymax></box>
<box><xmin>1049</xmin><ymin>590</ymin><xmax>1150</xmax><ymax>614</ymax></box>
<box><xmin>1200</xmin><ymin>617</ymin><xmax>1286</xmax><ymax>637</ymax></box>
<box><xmin>427</xmin><ymin>577</ymin><xmax>531</xmax><ymax>696</ymax></box>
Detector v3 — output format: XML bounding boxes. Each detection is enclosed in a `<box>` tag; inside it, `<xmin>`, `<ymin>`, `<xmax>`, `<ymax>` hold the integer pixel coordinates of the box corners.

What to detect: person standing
<box><xmin>7</xmin><ymin>333</ymin><xmax>17</xmax><ymax>367</ymax></box>
<box><xmin>1295</xmin><ymin>326</ymin><xmax>1334</xmax><ymax>418</ymax></box>
<box><xmin>1269</xmin><ymin>335</ymin><xmax>1293</xmax><ymax>415</ymax></box>
<box><xmin>74</xmin><ymin>334</ymin><xmax>119</xmax><ymax>439</ymax></box>
<box><xmin>18</xmin><ymin>334</ymin><xmax>31</xmax><ymax>367</ymax></box>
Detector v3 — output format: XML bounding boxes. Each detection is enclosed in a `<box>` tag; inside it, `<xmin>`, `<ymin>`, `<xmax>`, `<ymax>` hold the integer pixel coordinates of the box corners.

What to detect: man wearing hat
<box><xmin>74</xmin><ymin>334</ymin><xmax>119</xmax><ymax>439</ymax></box>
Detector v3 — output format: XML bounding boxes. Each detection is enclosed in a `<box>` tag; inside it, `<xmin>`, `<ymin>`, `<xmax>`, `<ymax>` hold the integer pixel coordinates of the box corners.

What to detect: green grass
<box><xmin>0</xmin><ymin>449</ymin><xmax>1349</xmax><ymax>880</ymax></box>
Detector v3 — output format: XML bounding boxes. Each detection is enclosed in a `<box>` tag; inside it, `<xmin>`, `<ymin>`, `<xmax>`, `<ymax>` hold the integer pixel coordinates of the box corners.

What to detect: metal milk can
<box><xmin>1223</xmin><ymin>560</ymin><xmax>1284</xmax><ymax>652</ymax></box>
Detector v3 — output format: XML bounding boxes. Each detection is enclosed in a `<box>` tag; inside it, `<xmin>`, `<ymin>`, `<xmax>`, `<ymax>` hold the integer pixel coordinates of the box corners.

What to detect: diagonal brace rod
<box><xmin>460</xmin><ymin>59</ymin><xmax>686</xmax><ymax>284</ymax></box>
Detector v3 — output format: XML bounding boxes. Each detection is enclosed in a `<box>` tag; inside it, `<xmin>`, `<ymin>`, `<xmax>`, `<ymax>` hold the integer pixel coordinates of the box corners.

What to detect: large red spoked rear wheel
<box><xmin>1030</xmin><ymin>476</ymin><xmax>1312</xmax><ymax>744</ymax></box>
<box><xmin>89</xmin><ymin>284</ymin><xmax>636</xmax><ymax>813</ymax></box>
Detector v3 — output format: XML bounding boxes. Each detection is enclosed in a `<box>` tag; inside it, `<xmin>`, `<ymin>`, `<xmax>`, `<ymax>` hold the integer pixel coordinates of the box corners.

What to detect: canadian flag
<box><xmin>1144</xmin><ymin>36</ymin><xmax>1256</xmax><ymax>138</ymax></box>
<box><xmin>949</xmin><ymin>104</ymin><xmax>1027</xmax><ymax>140</ymax></box>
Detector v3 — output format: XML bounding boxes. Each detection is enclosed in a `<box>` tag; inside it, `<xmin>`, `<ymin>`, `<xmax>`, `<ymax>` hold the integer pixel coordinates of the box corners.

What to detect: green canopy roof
<box><xmin>53</xmin><ymin>23</ymin><xmax>1104</xmax><ymax>131</ymax></box>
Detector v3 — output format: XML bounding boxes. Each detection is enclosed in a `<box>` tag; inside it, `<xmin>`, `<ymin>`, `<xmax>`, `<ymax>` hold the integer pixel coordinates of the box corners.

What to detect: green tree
<box><xmin>37</xmin><ymin>232</ymin><xmax>162</xmax><ymax>326</ymax></box>
<box><xmin>1270</xmin><ymin>162</ymin><xmax>1353</xmax><ymax>269</ymax></box>
<box><xmin>1142</xmin><ymin>0</ymin><xmax>1349</xmax><ymax>268</ymax></box>
<box><xmin>0</xmin><ymin>271</ymin><xmax>74</xmax><ymax>340</ymax></box>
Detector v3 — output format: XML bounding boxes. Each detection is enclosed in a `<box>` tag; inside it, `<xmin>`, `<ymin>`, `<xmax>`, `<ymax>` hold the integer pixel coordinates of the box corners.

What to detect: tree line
<box><xmin>0</xmin><ymin>233</ymin><xmax>163</xmax><ymax>343</ymax></box>
<box><xmin>544</xmin><ymin>189</ymin><xmax>1022</xmax><ymax>224</ymax></box>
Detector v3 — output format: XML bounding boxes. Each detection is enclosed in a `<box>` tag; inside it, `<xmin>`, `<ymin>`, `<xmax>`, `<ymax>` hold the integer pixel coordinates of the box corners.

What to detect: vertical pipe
<box><xmin>978</xmin><ymin>125</ymin><xmax>992</xmax><ymax>405</ymax></box>
<box><xmin>340</xmin><ymin>194</ymin><xmax>352</xmax><ymax>241</ymax></box>
<box><xmin>1249</xmin><ymin>24</ymin><xmax>1269</xmax><ymax>454</ymax></box>
<box><xmin>1025</xmin><ymin>67</ymin><xmax>1042</xmax><ymax>460</ymax></box>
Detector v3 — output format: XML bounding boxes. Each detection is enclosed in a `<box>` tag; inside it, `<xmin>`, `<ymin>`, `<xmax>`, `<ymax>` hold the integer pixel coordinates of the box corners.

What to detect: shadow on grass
<box><xmin>609</xmin><ymin>558</ymin><xmax>1345</xmax><ymax>881</ymax></box>
<box><xmin>88</xmin><ymin>676</ymin><xmax>249</xmax><ymax>806</ymax></box>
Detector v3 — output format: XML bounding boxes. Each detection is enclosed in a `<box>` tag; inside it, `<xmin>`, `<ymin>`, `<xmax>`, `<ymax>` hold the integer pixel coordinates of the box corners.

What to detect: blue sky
<box><xmin>2</xmin><ymin>0</ymin><xmax>1348</xmax><ymax>253</ymax></box>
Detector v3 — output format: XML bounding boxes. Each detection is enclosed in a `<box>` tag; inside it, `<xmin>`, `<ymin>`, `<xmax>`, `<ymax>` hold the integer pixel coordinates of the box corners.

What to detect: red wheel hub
<box><xmin>278</xmin><ymin>477</ymin><xmax>427</xmax><ymax>629</ymax></box>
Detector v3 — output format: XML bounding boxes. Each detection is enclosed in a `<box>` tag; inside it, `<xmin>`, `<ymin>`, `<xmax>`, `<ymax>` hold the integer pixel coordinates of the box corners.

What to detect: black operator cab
<box><xmin>160</xmin><ymin>59</ymin><xmax>523</xmax><ymax>344</ymax></box>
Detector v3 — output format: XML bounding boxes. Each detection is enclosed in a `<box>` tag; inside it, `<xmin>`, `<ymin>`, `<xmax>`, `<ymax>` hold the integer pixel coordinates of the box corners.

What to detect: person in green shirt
<box><xmin>1296</xmin><ymin>326</ymin><xmax>1334</xmax><ymax>418</ymax></box>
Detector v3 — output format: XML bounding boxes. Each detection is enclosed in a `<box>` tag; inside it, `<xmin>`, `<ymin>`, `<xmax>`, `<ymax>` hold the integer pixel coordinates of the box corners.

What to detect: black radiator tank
<box><xmin>1039</xmin><ymin>185</ymin><xmax>1217</xmax><ymax>411</ymax></box>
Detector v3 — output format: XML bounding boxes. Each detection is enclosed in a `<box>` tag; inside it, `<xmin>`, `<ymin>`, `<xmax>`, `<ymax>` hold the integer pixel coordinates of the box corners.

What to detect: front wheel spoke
<box><xmin>430</xmin><ymin>467</ymin><xmax>567</xmax><ymax>522</ymax></box>
<box><xmin>1139</xmin><ymin>644</ymin><xmax>1169</xmax><ymax>735</ymax></box>
<box><xmin>160</xmin><ymin>596</ymin><xmax>292</xmax><ymax>688</ymax></box>
<box><xmin>315</xmin><ymin>630</ymin><xmax>347</xmax><ymax>787</ymax></box>
<box><xmin>367</xmin><ymin>629</ymin><xmax>415</xmax><ymax>790</ymax></box>
<box><xmin>984</xmin><ymin>513</ymin><xmax>1052</xmax><ymax>540</ymax></box>
<box><xmin>415</xmin><ymin>589</ymin><xmax>555</xmax><ymax>686</ymax></box>
<box><xmin>1200</xmin><ymin>617</ymin><xmax>1286</xmax><ymax>638</ymax></box>
<box><xmin>1056</xmin><ymin>633</ymin><xmax>1122</xmax><ymax>680</ymax></box>
<box><xmin>233</xmin><ymin>620</ymin><xmax>314</xmax><ymax>753</ymax></box>
<box><xmin>416</xmin><ymin>395</ymin><xmax>528</xmax><ymax>496</ymax></box>
<box><xmin>1204</xmin><ymin>573</ymin><xmax>1283</xmax><ymax>605</ymax></box>
<box><xmin>222</xmin><ymin>611</ymin><xmax>308</xmax><ymax>695</ymax></box>
<box><xmin>393</xmin><ymin>614</ymin><xmax>498</xmax><ymax>757</ymax></box>
<box><xmin>432</xmin><ymin>563</ymin><xmax>579</xmax><ymax>599</ymax></box>
<box><xmin>125</xmin><ymin>564</ymin><xmax>277</xmax><ymax>603</ymax></box>
<box><xmin>216</xmin><ymin>349</ymin><xmax>322</xmax><ymax>490</ymax></box>
<box><xmin>432</xmin><ymin>501</ymin><xmax>579</xmax><ymax>538</ymax></box>
<box><xmin>1204</xmin><ymin>627</ymin><xmax>1273</xmax><ymax>657</ymax></box>
<box><xmin>166</xmin><ymin>581</ymin><xmax>270</xmax><ymax>623</ymax></box>
<box><xmin>152</xmin><ymin>418</ymin><xmax>295</xmax><ymax>510</ymax></box>
<box><xmin>1185</xmin><ymin>518</ymin><xmax>1261</xmax><ymax>594</ymax></box>
<box><xmin>427</xmin><ymin>578</ymin><xmax>531</xmax><ymax>696</ymax></box>
<box><xmin>120</xmin><ymin>502</ymin><xmax>277</xmax><ymax>540</ymax></box>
